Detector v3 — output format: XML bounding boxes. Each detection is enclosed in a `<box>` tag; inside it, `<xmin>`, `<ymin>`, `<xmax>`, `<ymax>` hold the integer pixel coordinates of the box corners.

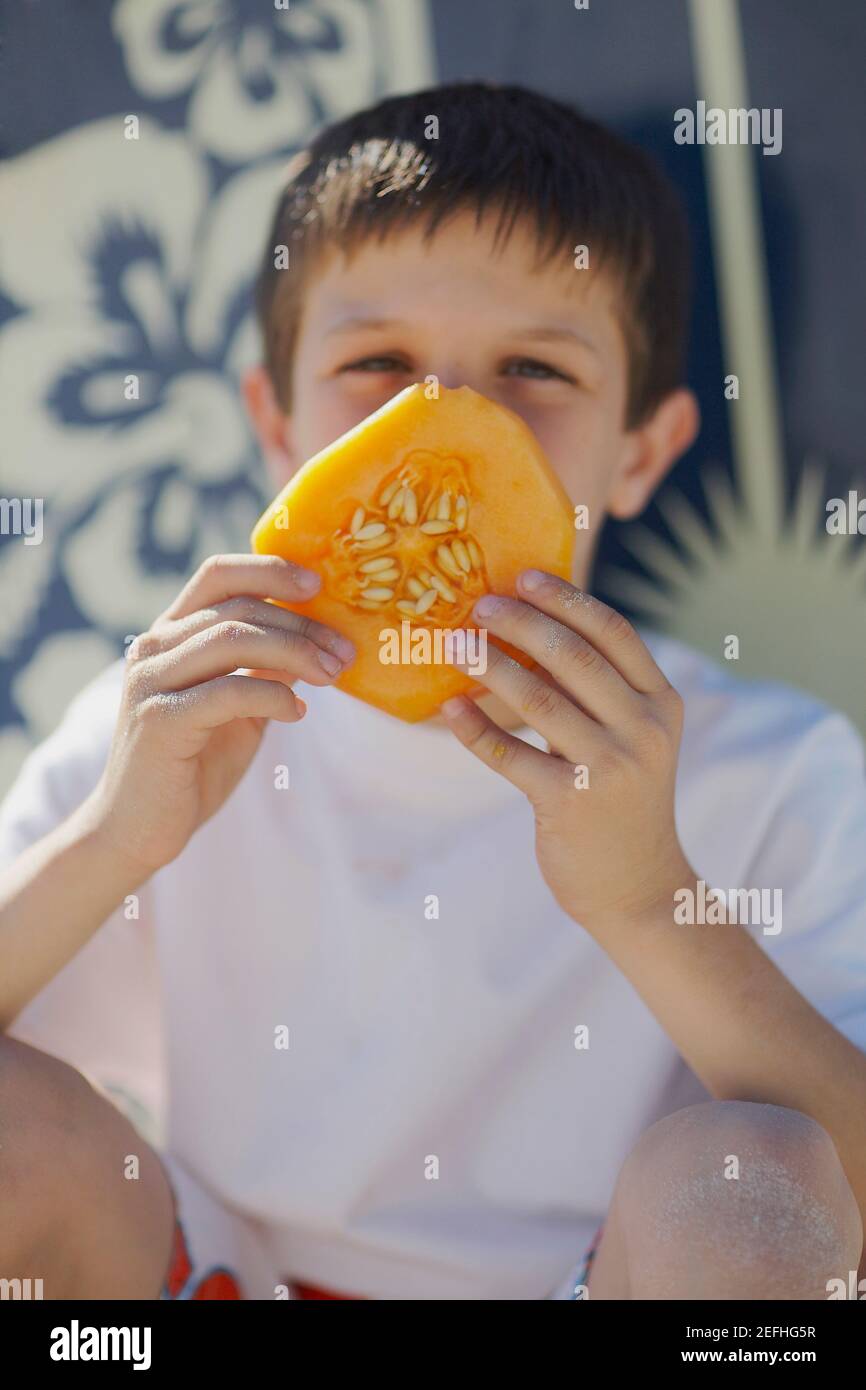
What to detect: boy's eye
<box><xmin>503</xmin><ymin>357</ymin><xmax>574</xmax><ymax>383</ymax></box>
<box><xmin>340</xmin><ymin>355</ymin><xmax>409</xmax><ymax>374</ymax></box>
<box><xmin>337</xmin><ymin>354</ymin><xmax>576</xmax><ymax>384</ymax></box>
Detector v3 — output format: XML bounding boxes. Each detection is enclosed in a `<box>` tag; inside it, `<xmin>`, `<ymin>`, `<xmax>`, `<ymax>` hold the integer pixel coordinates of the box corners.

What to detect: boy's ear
<box><xmin>607</xmin><ymin>387</ymin><xmax>700</xmax><ymax>520</ymax></box>
<box><xmin>241</xmin><ymin>365</ymin><xmax>298</xmax><ymax>487</ymax></box>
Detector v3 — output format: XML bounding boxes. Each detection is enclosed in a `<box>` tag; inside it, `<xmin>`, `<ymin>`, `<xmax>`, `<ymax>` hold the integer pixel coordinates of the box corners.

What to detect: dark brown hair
<box><xmin>254</xmin><ymin>81</ymin><xmax>691</xmax><ymax>427</ymax></box>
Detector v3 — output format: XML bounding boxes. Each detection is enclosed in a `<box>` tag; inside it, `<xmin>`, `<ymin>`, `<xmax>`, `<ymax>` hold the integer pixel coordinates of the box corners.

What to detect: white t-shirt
<box><xmin>2</xmin><ymin>632</ymin><xmax>866</xmax><ymax>1300</ymax></box>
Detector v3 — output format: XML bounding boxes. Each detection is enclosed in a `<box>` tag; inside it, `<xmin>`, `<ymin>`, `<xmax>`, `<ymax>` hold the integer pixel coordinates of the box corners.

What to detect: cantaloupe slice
<box><xmin>250</xmin><ymin>384</ymin><xmax>574</xmax><ymax>722</ymax></box>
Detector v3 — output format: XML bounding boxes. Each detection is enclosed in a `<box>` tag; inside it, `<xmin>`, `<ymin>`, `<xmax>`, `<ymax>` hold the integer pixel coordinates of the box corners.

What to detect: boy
<box><xmin>1</xmin><ymin>83</ymin><xmax>865</xmax><ymax>1301</ymax></box>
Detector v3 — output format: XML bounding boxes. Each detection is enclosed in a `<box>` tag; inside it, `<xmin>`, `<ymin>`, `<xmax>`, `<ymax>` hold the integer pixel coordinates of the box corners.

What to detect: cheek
<box><xmin>532</xmin><ymin>413</ymin><xmax>621</xmax><ymax>587</ymax></box>
<box><xmin>288</xmin><ymin>372</ymin><xmax>370</xmax><ymax>463</ymax></box>
<box><xmin>536</xmin><ymin>409</ymin><xmax>612</xmax><ymax>515</ymax></box>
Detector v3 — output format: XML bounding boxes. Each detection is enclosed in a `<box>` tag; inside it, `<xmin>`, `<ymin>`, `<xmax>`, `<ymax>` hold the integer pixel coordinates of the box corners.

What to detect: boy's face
<box><xmin>245</xmin><ymin>209</ymin><xmax>698</xmax><ymax>591</ymax></box>
<box><xmin>244</xmin><ymin>211</ymin><xmax>697</xmax><ymax>732</ymax></box>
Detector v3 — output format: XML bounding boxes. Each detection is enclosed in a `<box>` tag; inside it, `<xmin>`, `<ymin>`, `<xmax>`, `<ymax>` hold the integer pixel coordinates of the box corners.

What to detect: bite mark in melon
<box><xmin>250</xmin><ymin>384</ymin><xmax>574</xmax><ymax>722</ymax></box>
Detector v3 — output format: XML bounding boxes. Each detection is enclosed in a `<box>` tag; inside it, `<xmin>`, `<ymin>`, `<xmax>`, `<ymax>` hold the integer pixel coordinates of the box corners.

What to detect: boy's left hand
<box><xmin>441</xmin><ymin>569</ymin><xmax>693</xmax><ymax>934</ymax></box>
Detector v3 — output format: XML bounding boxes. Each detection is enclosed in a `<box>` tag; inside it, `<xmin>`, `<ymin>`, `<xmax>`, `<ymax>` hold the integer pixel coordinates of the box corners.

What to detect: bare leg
<box><xmin>586</xmin><ymin>1101</ymin><xmax>863</xmax><ymax>1300</ymax></box>
<box><xmin>0</xmin><ymin>1036</ymin><xmax>175</xmax><ymax>1298</ymax></box>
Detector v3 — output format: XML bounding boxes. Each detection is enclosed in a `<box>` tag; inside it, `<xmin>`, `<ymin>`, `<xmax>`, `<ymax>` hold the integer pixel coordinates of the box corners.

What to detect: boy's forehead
<box><xmin>305</xmin><ymin>211</ymin><xmax>623</xmax><ymax>348</ymax></box>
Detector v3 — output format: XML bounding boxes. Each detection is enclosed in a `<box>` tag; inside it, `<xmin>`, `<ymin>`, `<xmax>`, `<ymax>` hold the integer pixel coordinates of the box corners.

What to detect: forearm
<box><xmin>0</xmin><ymin>793</ymin><xmax>149</xmax><ymax>1030</ymax></box>
<box><xmin>588</xmin><ymin>873</ymin><xmax>866</xmax><ymax>1238</ymax></box>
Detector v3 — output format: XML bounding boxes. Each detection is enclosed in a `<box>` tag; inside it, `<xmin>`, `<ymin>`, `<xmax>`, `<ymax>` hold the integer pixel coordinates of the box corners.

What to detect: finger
<box><xmin>161</xmin><ymin>554</ymin><xmax>320</xmax><ymax>623</ymax></box>
<box><xmin>439</xmin><ymin>694</ymin><xmax>564</xmax><ymax>801</ymax></box>
<box><xmin>471</xmin><ymin>593</ymin><xmax>637</xmax><ymax>724</ymax></box>
<box><xmin>516</xmin><ymin>571</ymin><xmax>671</xmax><ymax>695</ymax></box>
<box><xmin>453</xmin><ymin>644</ymin><xmax>597</xmax><ymax>764</ymax></box>
<box><xmin>134</xmin><ymin>620</ymin><xmax>346</xmax><ymax>693</ymax></box>
<box><xmin>130</xmin><ymin>596</ymin><xmax>355</xmax><ymax>666</ymax></box>
<box><xmin>144</xmin><ymin>673</ymin><xmax>305</xmax><ymax>728</ymax></box>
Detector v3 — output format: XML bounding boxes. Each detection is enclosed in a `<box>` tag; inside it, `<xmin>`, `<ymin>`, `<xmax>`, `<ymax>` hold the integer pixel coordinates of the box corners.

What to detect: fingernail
<box><xmin>294</xmin><ymin>567</ymin><xmax>320</xmax><ymax>593</ymax></box>
<box><xmin>330</xmin><ymin>636</ymin><xmax>355</xmax><ymax>663</ymax></box>
<box><xmin>472</xmin><ymin>594</ymin><xmax>501</xmax><ymax>620</ymax></box>
<box><xmin>295</xmin><ymin>696</ymin><xmax>308</xmax><ymax>717</ymax></box>
<box><xmin>519</xmin><ymin>569</ymin><xmax>545</xmax><ymax>592</ymax></box>
<box><xmin>318</xmin><ymin>649</ymin><xmax>343</xmax><ymax>676</ymax></box>
<box><xmin>441</xmin><ymin>696</ymin><xmax>470</xmax><ymax>718</ymax></box>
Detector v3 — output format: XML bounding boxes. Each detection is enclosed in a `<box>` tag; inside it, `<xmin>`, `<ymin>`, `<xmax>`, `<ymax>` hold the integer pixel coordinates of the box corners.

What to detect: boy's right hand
<box><xmin>83</xmin><ymin>554</ymin><xmax>354</xmax><ymax>881</ymax></box>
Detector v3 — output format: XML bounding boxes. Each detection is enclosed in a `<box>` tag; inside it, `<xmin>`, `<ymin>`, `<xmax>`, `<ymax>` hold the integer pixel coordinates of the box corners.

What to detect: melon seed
<box><xmin>359</xmin><ymin>556</ymin><xmax>396</xmax><ymax>573</ymax></box>
<box><xmin>436</xmin><ymin>544</ymin><xmax>462</xmax><ymax>579</ymax></box>
<box><xmin>452</xmin><ymin>539</ymin><xmax>471</xmax><ymax>573</ymax></box>
<box><xmin>428</xmin><ymin>574</ymin><xmax>457</xmax><ymax>602</ymax></box>
<box><xmin>415</xmin><ymin>588</ymin><xmax>438</xmax><ymax>615</ymax></box>
<box><xmin>403</xmin><ymin>487</ymin><xmax>418</xmax><ymax>525</ymax></box>
<box><xmin>354</xmin><ymin>531</ymin><xmax>393</xmax><ymax>550</ymax></box>
<box><xmin>378</xmin><ymin>479</ymin><xmax>401</xmax><ymax>507</ymax></box>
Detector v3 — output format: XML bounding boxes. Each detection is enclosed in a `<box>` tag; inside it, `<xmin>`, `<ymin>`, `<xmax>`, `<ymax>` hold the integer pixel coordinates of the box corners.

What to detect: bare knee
<box><xmin>0</xmin><ymin>1035</ymin><xmax>173</xmax><ymax>1297</ymax></box>
<box><xmin>0</xmin><ymin>1037</ymin><xmax>104</xmax><ymax>1231</ymax></box>
<box><xmin>615</xmin><ymin>1101</ymin><xmax>862</xmax><ymax>1299</ymax></box>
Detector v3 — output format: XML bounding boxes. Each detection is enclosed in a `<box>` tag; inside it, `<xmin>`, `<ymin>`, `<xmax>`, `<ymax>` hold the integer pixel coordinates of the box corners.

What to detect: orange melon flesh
<box><xmin>250</xmin><ymin>384</ymin><xmax>574</xmax><ymax>723</ymax></box>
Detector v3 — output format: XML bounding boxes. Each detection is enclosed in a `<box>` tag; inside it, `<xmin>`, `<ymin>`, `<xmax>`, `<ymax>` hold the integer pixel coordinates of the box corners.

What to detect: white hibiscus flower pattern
<box><xmin>112</xmin><ymin>0</ymin><xmax>429</xmax><ymax>162</ymax></box>
<box><xmin>0</xmin><ymin>0</ymin><xmax>434</xmax><ymax>793</ymax></box>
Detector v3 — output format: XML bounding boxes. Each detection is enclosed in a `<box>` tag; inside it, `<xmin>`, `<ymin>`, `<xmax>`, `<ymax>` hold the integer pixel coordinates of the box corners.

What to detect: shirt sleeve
<box><xmin>0</xmin><ymin>660</ymin><xmax>166</xmax><ymax>1139</ymax></box>
<box><xmin>743</xmin><ymin>706</ymin><xmax>866</xmax><ymax>1054</ymax></box>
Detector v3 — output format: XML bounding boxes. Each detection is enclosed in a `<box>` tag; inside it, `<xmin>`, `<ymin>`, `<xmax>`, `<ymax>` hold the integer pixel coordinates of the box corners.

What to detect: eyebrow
<box><xmin>324</xmin><ymin>316</ymin><xmax>406</xmax><ymax>337</ymax></box>
<box><xmin>324</xmin><ymin>315</ymin><xmax>600</xmax><ymax>356</ymax></box>
<box><xmin>515</xmin><ymin>326</ymin><xmax>600</xmax><ymax>356</ymax></box>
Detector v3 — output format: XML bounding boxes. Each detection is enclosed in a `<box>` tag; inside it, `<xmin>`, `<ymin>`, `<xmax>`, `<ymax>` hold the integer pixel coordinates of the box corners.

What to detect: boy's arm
<box><xmin>0</xmin><ymin>795</ymin><xmax>148</xmax><ymax>1030</ymax></box>
<box><xmin>0</xmin><ymin>553</ymin><xmax>353</xmax><ymax>1031</ymax></box>
<box><xmin>596</xmin><ymin>896</ymin><xmax>866</xmax><ymax>1276</ymax></box>
<box><xmin>0</xmin><ymin>665</ymin><xmax>167</xmax><ymax>1112</ymax></box>
<box><xmin>442</xmin><ymin>570</ymin><xmax>866</xmax><ymax>1269</ymax></box>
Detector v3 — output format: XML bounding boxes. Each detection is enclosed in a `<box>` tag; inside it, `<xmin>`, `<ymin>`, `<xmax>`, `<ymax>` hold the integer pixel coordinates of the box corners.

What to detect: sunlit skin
<box><xmin>242</xmin><ymin>210</ymin><xmax>699</xmax><ymax>733</ymax></box>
